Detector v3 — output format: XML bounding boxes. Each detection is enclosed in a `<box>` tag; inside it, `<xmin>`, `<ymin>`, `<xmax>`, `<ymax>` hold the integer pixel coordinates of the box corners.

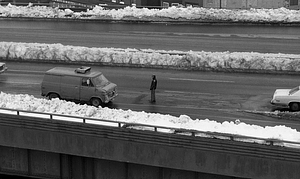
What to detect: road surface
<box><xmin>1</xmin><ymin>19</ymin><xmax>300</xmax><ymax>129</ymax></box>
<box><xmin>2</xmin><ymin>61</ymin><xmax>300</xmax><ymax>130</ymax></box>
<box><xmin>0</xmin><ymin>19</ymin><xmax>300</xmax><ymax>54</ymax></box>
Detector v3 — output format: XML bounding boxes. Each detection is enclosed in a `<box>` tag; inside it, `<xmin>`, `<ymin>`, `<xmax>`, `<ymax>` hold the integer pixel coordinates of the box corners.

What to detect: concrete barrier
<box><xmin>0</xmin><ymin>113</ymin><xmax>299</xmax><ymax>178</ymax></box>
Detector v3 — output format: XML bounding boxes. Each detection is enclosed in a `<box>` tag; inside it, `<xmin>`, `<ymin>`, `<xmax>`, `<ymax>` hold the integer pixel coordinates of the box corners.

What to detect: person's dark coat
<box><xmin>150</xmin><ymin>75</ymin><xmax>157</xmax><ymax>102</ymax></box>
<box><xmin>150</xmin><ymin>76</ymin><xmax>157</xmax><ymax>90</ymax></box>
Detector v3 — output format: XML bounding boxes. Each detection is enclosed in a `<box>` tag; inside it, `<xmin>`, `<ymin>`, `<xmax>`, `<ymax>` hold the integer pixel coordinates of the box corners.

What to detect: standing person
<box><xmin>150</xmin><ymin>74</ymin><xmax>157</xmax><ymax>103</ymax></box>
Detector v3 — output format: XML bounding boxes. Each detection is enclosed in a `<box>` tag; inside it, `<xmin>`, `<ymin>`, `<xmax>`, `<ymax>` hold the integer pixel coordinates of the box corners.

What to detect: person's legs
<box><xmin>151</xmin><ymin>90</ymin><xmax>156</xmax><ymax>102</ymax></box>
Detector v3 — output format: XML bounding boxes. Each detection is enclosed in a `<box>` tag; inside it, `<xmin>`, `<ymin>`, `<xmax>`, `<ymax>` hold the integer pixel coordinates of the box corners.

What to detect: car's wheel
<box><xmin>90</xmin><ymin>98</ymin><xmax>102</xmax><ymax>107</ymax></box>
<box><xmin>48</xmin><ymin>93</ymin><xmax>59</xmax><ymax>100</ymax></box>
<box><xmin>289</xmin><ymin>102</ymin><xmax>300</xmax><ymax>112</ymax></box>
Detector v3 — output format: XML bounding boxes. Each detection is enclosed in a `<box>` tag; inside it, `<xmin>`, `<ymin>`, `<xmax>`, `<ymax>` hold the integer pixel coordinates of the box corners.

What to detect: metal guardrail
<box><xmin>0</xmin><ymin>107</ymin><xmax>173</xmax><ymax>131</ymax></box>
<box><xmin>0</xmin><ymin>107</ymin><xmax>299</xmax><ymax>148</ymax></box>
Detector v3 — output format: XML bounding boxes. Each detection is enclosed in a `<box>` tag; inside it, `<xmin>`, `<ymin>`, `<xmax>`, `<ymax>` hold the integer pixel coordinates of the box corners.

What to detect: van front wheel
<box><xmin>48</xmin><ymin>93</ymin><xmax>59</xmax><ymax>100</ymax></box>
<box><xmin>90</xmin><ymin>98</ymin><xmax>102</xmax><ymax>107</ymax></box>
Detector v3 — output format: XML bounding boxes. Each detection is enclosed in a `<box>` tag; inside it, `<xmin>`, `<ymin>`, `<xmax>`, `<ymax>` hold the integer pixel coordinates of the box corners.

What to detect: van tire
<box><xmin>90</xmin><ymin>98</ymin><xmax>102</xmax><ymax>107</ymax></box>
<box><xmin>48</xmin><ymin>93</ymin><xmax>60</xmax><ymax>100</ymax></box>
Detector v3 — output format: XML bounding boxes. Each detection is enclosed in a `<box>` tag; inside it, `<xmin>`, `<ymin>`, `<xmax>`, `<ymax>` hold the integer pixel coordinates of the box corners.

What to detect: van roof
<box><xmin>45</xmin><ymin>67</ymin><xmax>102</xmax><ymax>77</ymax></box>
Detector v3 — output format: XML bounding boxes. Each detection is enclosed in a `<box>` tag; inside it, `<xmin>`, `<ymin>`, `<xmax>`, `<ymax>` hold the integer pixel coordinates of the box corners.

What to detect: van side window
<box><xmin>82</xmin><ymin>78</ymin><xmax>93</xmax><ymax>87</ymax></box>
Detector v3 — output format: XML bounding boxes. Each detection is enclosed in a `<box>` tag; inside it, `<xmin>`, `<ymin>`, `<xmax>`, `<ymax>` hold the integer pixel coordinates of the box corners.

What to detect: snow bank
<box><xmin>1</xmin><ymin>4</ymin><xmax>300</xmax><ymax>23</ymax></box>
<box><xmin>1</xmin><ymin>41</ymin><xmax>300</xmax><ymax>73</ymax></box>
<box><xmin>0</xmin><ymin>91</ymin><xmax>299</xmax><ymax>146</ymax></box>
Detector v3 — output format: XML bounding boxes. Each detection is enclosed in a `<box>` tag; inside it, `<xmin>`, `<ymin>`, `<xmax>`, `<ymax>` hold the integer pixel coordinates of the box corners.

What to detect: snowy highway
<box><xmin>1</xmin><ymin>19</ymin><xmax>300</xmax><ymax>129</ymax></box>
<box><xmin>2</xmin><ymin>61</ymin><xmax>300</xmax><ymax>131</ymax></box>
<box><xmin>1</xmin><ymin>6</ymin><xmax>300</xmax><ymax>179</ymax></box>
<box><xmin>1</xmin><ymin>19</ymin><xmax>300</xmax><ymax>128</ymax></box>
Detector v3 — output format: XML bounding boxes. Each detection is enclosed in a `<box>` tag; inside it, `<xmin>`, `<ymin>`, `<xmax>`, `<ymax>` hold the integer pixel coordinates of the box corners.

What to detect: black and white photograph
<box><xmin>0</xmin><ymin>0</ymin><xmax>299</xmax><ymax>178</ymax></box>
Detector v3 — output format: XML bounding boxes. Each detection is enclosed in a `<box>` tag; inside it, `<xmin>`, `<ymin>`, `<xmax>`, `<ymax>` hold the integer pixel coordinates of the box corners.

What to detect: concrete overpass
<box><xmin>0</xmin><ymin>109</ymin><xmax>299</xmax><ymax>179</ymax></box>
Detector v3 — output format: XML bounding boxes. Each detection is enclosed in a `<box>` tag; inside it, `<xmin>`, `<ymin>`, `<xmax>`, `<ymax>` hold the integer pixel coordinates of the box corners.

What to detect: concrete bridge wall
<box><xmin>0</xmin><ymin>113</ymin><xmax>299</xmax><ymax>179</ymax></box>
<box><xmin>0</xmin><ymin>146</ymin><xmax>236</xmax><ymax>179</ymax></box>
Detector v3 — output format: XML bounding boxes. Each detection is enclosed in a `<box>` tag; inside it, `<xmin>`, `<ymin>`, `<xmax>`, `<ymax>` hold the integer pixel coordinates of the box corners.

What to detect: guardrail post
<box><xmin>268</xmin><ymin>140</ymin><xmax>274</xmax><ymax>146</ymax></box>
<box><xmin>154</xmin><ymin>127</ymin><xmax>157</xmax><ymax>132</ymax></box>
<box><xmin>83</xmin><ymin>118</ymin><xmax>85</xmax><ymax>123</ymax></box>
<box><xmin>50</xmin><ymin>115</ymin><xmax>53</xmax><ymax>120</ymax></box>
<box><xmin>17</xmin><ymin>111</ymin><xmax>20</xmax><ymax>115</ymax></box>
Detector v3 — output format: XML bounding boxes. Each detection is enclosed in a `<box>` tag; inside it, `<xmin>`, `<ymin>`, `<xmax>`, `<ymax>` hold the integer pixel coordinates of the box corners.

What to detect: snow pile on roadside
<box><xmin>1</xmin><ymin>4</ymin><xmax>300</xmax><ymax>23</ymax></box>
<box><xmin>86</xmin><ymin>6</ymin><xmax>300</xmax><ymax>22</ymax></box>
<box><xmin>0</xmin><ymin>91</ymin><xmax>300</xmax><ymax>145</ymax></box>
<box><xmin>1</xmin><ymin>41</ymin><xmax>300</xmax><ymax>73</ymax></box>
<box><xmin>0</xmin><ymin>3</ymin><xmax>65</xmax><ymax>18</ymax></box>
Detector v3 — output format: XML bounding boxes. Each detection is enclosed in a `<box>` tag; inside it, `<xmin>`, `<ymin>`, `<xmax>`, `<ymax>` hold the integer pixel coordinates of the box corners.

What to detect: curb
<box><xmin>243</xmin><ymin>110</ymin><xmax>300</xmax><ymax>121</ymax></box>
<box><xmin>1</xmin><ymin>17</ymin><xmax>300</xmax><ymax>26</ymax></box>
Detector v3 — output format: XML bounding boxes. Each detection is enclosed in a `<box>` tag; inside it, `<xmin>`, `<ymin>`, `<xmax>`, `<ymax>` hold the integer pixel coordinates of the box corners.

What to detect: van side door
<box><xmin>60</xmin><ymin>76</ymin><xmax>80</xmax><ymax>100</ymax></box>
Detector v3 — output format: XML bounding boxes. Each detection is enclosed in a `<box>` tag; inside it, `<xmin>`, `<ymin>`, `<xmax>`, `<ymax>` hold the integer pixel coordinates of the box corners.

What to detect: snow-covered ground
<box><xmin>0</xmin><ymin>92</ymin><xmax>299</xmax><ymax>148</ymax></box>
<box><xmin>1</xmin><ymin>4</ymin><xmax>300</xmax><ymax>23</ymax></box>
<box><xmin>1</xmin><ymin>42</ymin><xmax>300</xmax><ymax>73</ymax></box>
<box><xmin>1</xmin><ymin>4</ymin><xmax>300</xmax><ymax>148</ymax></box>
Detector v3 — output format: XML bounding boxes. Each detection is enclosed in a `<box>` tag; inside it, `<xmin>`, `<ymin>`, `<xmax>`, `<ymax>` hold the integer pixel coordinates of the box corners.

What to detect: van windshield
<box><xmin>92</xmin><ymin>74</ymin><xmax>109</xmax><ymax>87</ymax></box>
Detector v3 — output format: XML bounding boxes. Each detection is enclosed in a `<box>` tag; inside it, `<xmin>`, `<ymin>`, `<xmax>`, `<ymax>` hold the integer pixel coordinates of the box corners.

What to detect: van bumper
<box><xmin>105</xmin><ymin>93</ymin><xmax>118</xmax><ymax>103</ymax></box>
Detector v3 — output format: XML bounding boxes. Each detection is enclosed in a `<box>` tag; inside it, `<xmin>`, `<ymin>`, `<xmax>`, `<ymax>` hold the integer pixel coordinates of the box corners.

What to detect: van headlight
<box><xmin>105</xmin><ymin>94</ymin><xmax>109</xmax><ymax>102</ymax></box>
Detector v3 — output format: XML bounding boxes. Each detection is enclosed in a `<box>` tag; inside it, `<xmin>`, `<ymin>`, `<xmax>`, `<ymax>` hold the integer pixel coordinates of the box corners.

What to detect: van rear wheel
<box><xmin>90</xmin><ymin>98</ymin><xmax>102</xmax><ymax>107</ymax></box>
<box><xmin>48</xmin><ymin>93</ymin><xmax>59</xmax><ymax>100</ymax></box>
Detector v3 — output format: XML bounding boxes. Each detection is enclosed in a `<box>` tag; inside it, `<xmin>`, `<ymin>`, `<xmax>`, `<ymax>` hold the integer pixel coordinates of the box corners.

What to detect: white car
<box><xmin>271</xmin><ymin>86</ymin><xmax>300</xmax><ymax>111</ymax></box>
<box><xmin>0</xmin><ymin>62</ymin><xmax>7</xmax><ymax>73</ymax></box>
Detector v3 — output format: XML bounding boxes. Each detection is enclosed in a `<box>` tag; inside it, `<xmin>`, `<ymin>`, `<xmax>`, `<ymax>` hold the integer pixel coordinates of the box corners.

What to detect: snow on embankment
<box><xmin>1</xmin><ymin>4</ymin><xmax>300</xmax><ymax>23</ymax></box>
<box><xmin>1</xmin><ymin>42</ymin><xmax>300</xmax><ymax>73</ymax></box>
<box><xmin>1</xmin><ymin>91</ymin><xmax>300</xmax><ymax>146</ymax></box>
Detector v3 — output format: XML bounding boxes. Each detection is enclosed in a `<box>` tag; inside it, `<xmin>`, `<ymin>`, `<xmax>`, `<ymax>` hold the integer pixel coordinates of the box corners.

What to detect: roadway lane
<box><xmin>1</xmin><ymin>19</ymin><xmax>300</xmax><ymax>129</ymax></box>
<box><xmin>0</xmin><ymin>19</ymin><xmax>300</xmax><ymax>54</ymax></box>
<box><xmin>2</xmin><ymin>62</ymin><xmax>300</xmax><ymax>130</ymax></box>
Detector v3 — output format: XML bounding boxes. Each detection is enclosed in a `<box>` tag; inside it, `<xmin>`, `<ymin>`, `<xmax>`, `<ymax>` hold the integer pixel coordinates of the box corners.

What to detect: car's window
<box><xmin>92</xmin><ymin>74</ymin><xmax>109</xmax><ymax>87</ymax></box>
<box><xmin>289</xmin><ymin>86</ymin><xmax>300</xmax><ymax>95</ymax></box>
<box><xmin>82</xmin><ymin>78</ymin><xmax>94</xmax><ymax>87</ymax></box>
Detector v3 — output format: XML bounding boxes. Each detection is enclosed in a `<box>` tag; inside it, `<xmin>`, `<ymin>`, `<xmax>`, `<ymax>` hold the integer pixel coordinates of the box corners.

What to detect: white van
<box><xmin>41</xmin><ymin>66</ymin><xmax>118</xmax><ymax>107</ymax></box>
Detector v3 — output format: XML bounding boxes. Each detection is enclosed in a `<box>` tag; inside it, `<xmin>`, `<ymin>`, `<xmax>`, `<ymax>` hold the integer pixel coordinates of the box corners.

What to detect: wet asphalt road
<box><xmin>0</xmin><ymin>19</ymin><xmax>300</xmax><ymax>53</ymax></box>
<box><xmin>1</xmin><ymin>19</ymin><xmax>300</xmax><ymax>129</ymax></box>
<box><xmin>2</xmin><ymin>61</ymin><xmax>300</xmax><ymax>130</ymax></box>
